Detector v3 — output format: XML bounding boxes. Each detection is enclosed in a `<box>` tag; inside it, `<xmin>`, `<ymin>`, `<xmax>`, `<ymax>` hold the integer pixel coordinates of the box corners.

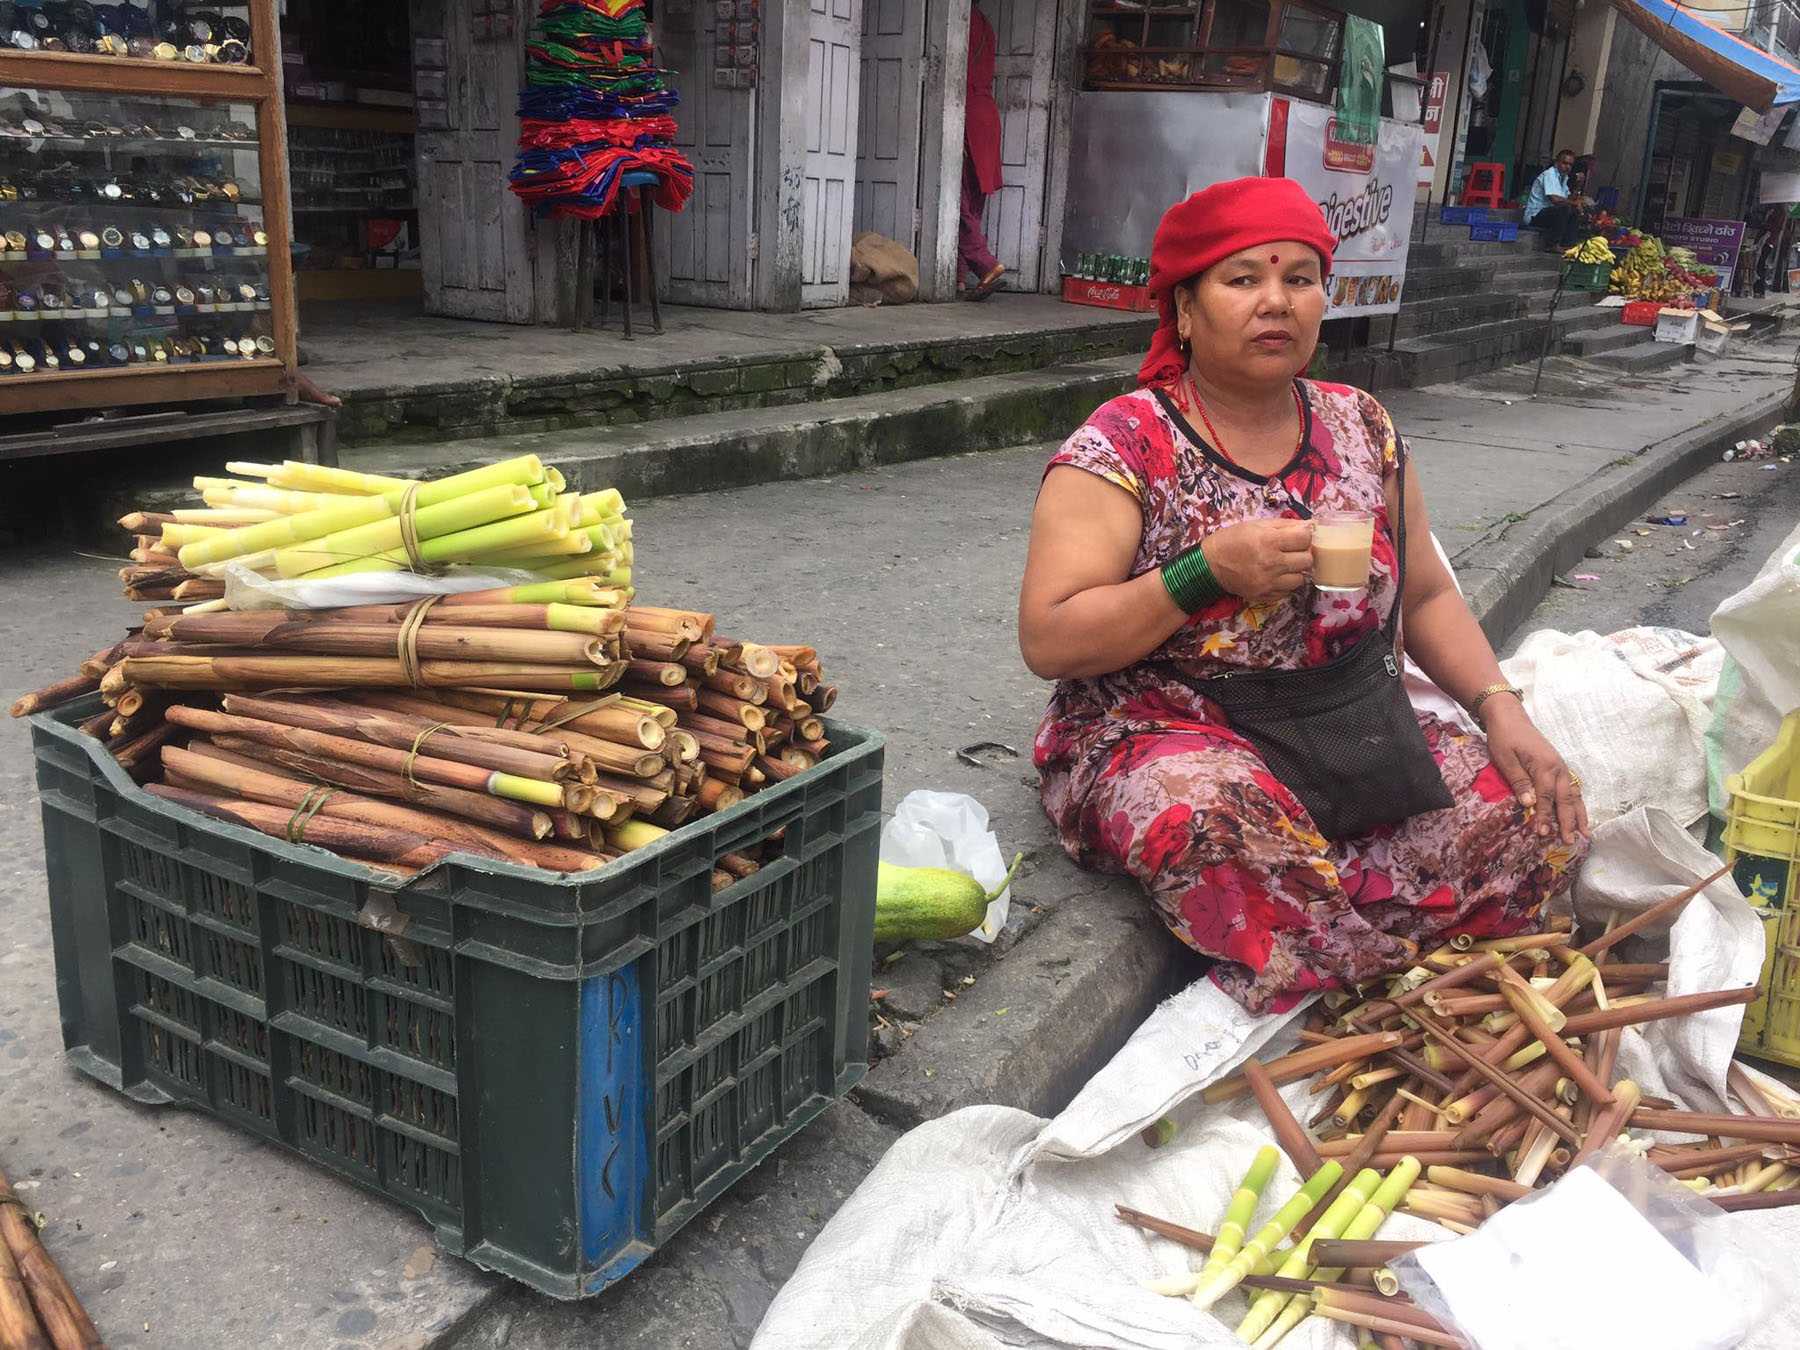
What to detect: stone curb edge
<box><xmin>1463</xmin><ymin>386</ymin><xmax>1792</xmax><ymax>644</ymax></box>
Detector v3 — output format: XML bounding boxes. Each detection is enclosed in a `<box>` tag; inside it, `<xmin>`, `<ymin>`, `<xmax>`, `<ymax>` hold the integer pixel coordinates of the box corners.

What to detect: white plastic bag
<box><xmin>1706</xmin><ymin>520</ymin><xmax>1800</xmax><ymax>816</ymax></box>
<box><xmin>221</xmin><ymin>561</ymin><xmax>543</xmax><ymax>611</ymax></box>
<box><xmin>879</xmin><ymin>790</ymin><xmax>1012</xmax><ymax>943</ymax></box>
<box><xmin>1394</xmin><ymin>1148</ymin><xmax>1798</xmax><ymax>1350</ymax></box>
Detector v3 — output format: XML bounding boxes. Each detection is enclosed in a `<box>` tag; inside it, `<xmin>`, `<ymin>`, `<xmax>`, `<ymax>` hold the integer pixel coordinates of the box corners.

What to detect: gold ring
<box><xmin>1568</xmin><ymin>773</ymin><xmax>1584</xmax><ymax>790</ymax></box>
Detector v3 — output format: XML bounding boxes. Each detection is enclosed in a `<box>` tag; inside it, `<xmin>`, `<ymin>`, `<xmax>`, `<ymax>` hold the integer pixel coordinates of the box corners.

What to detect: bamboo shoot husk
<box><xmin>217</xmin><ymin>694</ymin><xmax>577</xmax><ymax>783</ymax></box>
<box><xmin>149</xmin><ymin>782</ymin><xmax>461</xmax><ymax>868</ymax></box>
<box><xmin>1631</xmin><ymin>1108</ymin><xmax>1800</xmax><ymax>1145</ymax></box>
<box><xmin>185</xmin><ymin>740</ymin><xmax>553</xmax><ymax>840</ymax></box>
<box><xmin>165</xmin><ymin>706</ymin><xmax>564</xmax><ymax>808</ymax></box>
<box><xmin>166</xmin><ymin>746</ymin><xmax>603</xmax><ymax>872</ymax></box>
<box><xmin>697</xmin><ymin>778</ymin><xmax>744</xmax><ymax>811</ymax></box>
<box><xmin>620</xmin><ymin>681</ymin><xmax>696</xmax><ymax>710</ymax></box>
<box><xmin>1578</xmin><ymin>864</ymin><xmax>1734</xmax><ymax>959</ymax></box>
<box><xmin>627</xmin><ymin>658</ymin><xmax>688</xmax><ymax>688</ymax></box>
<box><xmin>164</xmin><ymin>747</ymin><xmax>529</xmax><ymax>867</ymax></box>
<box><xmin>160</xmin><ymin>614</ymin><xmax>608</xmax><ymax>667</ymax></box>
<box><xmin>354</xmin><ymin>692</ymin><xmax>587</xmax><ymax>752</ymax></box>
<box><xmin>1244</xmin><ymin>1058</ymin><xmax>1326</xmax><ymax>1177</ymax></box>
<box><xmin>1559</xmin><ymin>987</ymin><xmax>1758</xmax><ymax>1035</ymax></box>
<box><xmin>116</xmin><ymin>654</ymin><xmax>617</xmax><ymax>694</ymax></box>
<box><xmin>10</xmin><ymin>672</ymin><xmax>99</xmax><ymax>718</ymax></box>
<box><xmin>0</xmin><ymin>1163</ymin><xmax>100</xmax><ymax>1350</ymax></box>
<box><xmin>261</xmin><ymin>601</ymin><xmax>626</xmax><ymax>637</ymax></box>
<box><xmin>1205</xmin><ymin>1035</ymin><xmax>1408</xmax><ymax>1105</ymax></box>
<box><xmin>0</xmin><ymin>1231</ymin><xmax>49</xmax><ymax>1350</ymax></box>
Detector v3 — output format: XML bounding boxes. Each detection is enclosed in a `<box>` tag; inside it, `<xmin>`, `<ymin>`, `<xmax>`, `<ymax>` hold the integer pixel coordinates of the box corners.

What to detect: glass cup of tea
<box><xmin>1311</xmin><ymin>509</ymin><xmax>1375</xmax><ymax>593</ymax></box>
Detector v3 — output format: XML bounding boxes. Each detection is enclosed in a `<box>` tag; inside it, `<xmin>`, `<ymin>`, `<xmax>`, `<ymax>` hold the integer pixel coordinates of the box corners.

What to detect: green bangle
<box><xmin>1161</xmin><ymin>543</ymin><xmax>1225</xmax><ymax>612</ymax></box>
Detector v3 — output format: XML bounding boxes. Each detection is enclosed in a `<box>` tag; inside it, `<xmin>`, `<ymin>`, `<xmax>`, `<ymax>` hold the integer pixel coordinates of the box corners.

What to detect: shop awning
<box><xmin>1607</xmin><ymin>0</ymin><xmax>1800</xmax><ymax>111</ymax></box>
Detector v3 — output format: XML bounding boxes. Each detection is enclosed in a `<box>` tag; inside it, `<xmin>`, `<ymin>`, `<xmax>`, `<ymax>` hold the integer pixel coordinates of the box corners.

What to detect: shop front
<box><xmin>1062</xmin><ymin>0</ymin><xmax>1425</xmax><ymax>329</ymax></box>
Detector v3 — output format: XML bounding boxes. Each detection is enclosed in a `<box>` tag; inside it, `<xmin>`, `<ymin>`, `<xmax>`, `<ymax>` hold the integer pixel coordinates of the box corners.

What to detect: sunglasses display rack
<box><xmin>0</xmin><ymin>0</ymin><xmax>294</xmax><ymax>415</ymax></box>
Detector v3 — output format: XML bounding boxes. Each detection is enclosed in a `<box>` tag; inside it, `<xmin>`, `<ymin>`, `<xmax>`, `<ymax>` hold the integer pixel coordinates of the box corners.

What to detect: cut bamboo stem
<box><xmin>1206</xmin><ymin>1035</ymin><xmax>1408</xmax><ymax>1105</ymax></box>
<box><xmin>185</xmin><ymin>740</ymin><xmax>552</xmax><ymax>840</ymax></box>
<box><xmin>10</xmin><ymin>672</ymin><xmax>99</xmax><ymax>718</ymax></box>
<box><xmin>1244</xmin><ymin>1059</ymin><xmax>1326</xmax><ymax>1177</ymax></box>
<box><xmin>1578</xmin><ymin>864</ymin><xmax>1734</xmax><ymax>959</ymax></box>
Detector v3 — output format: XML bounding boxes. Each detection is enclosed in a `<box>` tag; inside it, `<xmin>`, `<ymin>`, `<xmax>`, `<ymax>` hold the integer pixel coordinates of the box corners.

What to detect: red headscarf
<box><xmin>1136</xmin><ymin>176</ymin><xmax>1338</xmax><ymax>388</ymax></box>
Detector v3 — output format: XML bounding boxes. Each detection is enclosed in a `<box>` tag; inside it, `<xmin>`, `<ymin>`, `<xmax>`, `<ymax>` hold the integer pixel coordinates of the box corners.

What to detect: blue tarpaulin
<box><xmin>1609</xmin><ymin>0</ymin><xmax>1800</xmax><ymax>110</ymax></box>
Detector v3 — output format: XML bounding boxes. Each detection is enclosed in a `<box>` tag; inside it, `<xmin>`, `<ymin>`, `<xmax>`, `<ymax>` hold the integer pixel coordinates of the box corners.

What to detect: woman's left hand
<box><xmin>1482</xmin><ymin>698</ymin><xmax>1589</xmax><ymax>843</ymax></box>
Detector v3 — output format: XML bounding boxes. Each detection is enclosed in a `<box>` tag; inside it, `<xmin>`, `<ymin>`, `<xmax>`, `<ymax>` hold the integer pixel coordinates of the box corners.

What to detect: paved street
<box><xmin>0</xmin><ymin>338</ymin><xmax>1796</xmax><ymax>1349</ymax></box>
<box><xmin>1504</xmin><ymin>445</ymin><xmax>1800</xmax><ymax>646</ymax></box>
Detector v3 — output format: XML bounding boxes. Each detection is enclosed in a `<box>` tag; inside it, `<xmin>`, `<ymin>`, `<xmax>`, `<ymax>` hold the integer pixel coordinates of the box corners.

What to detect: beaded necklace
<box><xmin>1183</xmin><ymin>375</ymin><xmax>1307</xmax><ymax>472</ymax></box>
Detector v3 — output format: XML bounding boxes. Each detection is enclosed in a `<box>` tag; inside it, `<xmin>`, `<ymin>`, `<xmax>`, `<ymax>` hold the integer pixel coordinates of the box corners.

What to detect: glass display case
<box><xmin>1084</xmin><ymin>0</ymin><xmax>1345</xmax><ymax>100</ymax></box>
<box><xmin>0</xmin><ymin>0</ymin><xmax>294</xmax><ymax>415</ymax></box>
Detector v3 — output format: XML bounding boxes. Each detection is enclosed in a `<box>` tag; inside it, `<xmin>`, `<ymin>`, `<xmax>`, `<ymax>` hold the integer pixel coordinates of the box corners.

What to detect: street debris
<box><xmin>955</xmin><ymin>740</ymin><xmax>1019</xmax><ymax>768</ymax></box>
<box><xmin>1646</xmin><ymin>515</ymin><xmax>1689</xmax><ymax>527</ymax></box>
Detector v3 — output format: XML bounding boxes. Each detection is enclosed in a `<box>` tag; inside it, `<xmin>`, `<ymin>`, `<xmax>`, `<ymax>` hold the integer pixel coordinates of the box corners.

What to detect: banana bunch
<box><xmin>1563</xmin><ymin>235</ymin><xmax>1615</xmax><ymax>264</ymax></box>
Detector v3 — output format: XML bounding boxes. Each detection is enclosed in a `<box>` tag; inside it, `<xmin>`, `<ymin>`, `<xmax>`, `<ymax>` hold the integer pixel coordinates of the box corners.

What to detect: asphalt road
<box><xmin>1503</xmin><ymin>451</ymin><xmax>1800</xmax><ymax>648</ymax></box>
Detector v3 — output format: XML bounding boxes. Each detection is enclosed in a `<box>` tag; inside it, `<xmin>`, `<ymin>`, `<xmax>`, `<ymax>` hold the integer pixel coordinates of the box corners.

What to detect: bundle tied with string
<box><xmin>16</xmin><ymin>456</ymin><xmax>844</xmax><ymax>885</ymax></box>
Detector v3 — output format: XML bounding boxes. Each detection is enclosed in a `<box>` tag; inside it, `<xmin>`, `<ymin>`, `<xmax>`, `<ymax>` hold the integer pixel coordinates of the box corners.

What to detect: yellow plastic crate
<box><xmin>1727</xmin><ymin>711</ymin><xmax>1800</xmax><ymax>1066</ymax></box>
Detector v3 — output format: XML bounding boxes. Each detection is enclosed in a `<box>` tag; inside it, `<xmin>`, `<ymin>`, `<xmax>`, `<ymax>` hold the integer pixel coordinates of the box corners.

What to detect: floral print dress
<box><xmin>1034</xmin><ymin>381</ymin><xmax>1584</xmax><ymax>1013</ymax></box>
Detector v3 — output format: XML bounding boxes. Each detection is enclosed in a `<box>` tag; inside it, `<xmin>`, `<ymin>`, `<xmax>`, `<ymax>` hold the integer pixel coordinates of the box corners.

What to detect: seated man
<box><xmin>1523</xmin><ymin>149</ymin><xmax>1585</xmax><ymax>252</ymax></box>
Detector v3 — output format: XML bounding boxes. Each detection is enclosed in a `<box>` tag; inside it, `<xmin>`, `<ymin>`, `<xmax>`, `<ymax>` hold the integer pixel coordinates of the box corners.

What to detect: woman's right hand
<box><xmin>1201</xmin><ymin>518</ymin><xmax>1315</xmax><ymax>602</ymax></box>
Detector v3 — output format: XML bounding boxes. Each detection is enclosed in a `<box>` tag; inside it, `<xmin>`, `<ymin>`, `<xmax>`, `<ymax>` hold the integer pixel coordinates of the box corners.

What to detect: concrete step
<box><xmin>1387</xmin><ymin>309</ymin><xmax>1605</xmax><ymax>387</ymax></box>
<box><xmin>1403</xmin><ymin>262</ymin><xmax>1501</xmax><ymax>300</ymax></box>
<box><xmin>1590</xmin><ymin>337</ymin><xmax>1695</xmax><ymax>373</ymax></box>
<box><xmin>328</xmin><ymin>308</ymin><xmax>1157</xmax><ymax>448</ymax></box>
<box><xmin>1560</xmin><ymin>322</ymin><xmax>1655</xmax><ymax>357</ymax></box>
<box><xmin>1392</xmin><ymin>290</ymin><xmax>1528</xmax><ymax>339</ymax></box>
<box><xmin>330</xmin><ymin>357</ymin><xmax>1143</xmax><ymax>503</ymax></box>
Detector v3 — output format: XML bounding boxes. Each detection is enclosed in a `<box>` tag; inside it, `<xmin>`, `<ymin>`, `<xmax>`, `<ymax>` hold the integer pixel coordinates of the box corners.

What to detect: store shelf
<box><xmin>283</xmin><ymin>101</ymin><xmax>417</xmax><ymax>134</ymax></box>
<box><xmin>0</xmin><ymin>355</ymin><xmax>284</xmax><ymax>414</ymax></box>
<box><xmin>0</xmin><ymin>51</ymin><xmax>268</xmax><ymax>100</ymax></box>
<box><xmin>0</xmin><ymin>135</ymin><xmax>258</xmax><ymax>155</ymax></box>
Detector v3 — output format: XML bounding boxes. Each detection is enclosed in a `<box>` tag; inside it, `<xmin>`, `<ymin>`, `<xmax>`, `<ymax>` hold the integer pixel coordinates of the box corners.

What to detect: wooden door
<box><xmin>802</xmin><ymin>0</ymin><xmax>862</xmax><ymax>307</ymax></box>
<box><xmin>412</xmin><ymin>0</ymin><xmax>533</xmax><ymax>322</ymax></box>
<box><xmin>656</xmin><ymin>1</ymin><xmax>758</xmax><ymax>308</ymax></box>
<box><xmin>854</xmin><ymin>0</ymin><xmax>926</xmax><ymax>252</ymax></box>
<box><xmin>976</xmin><ymin>0</ymin><xmax>1057</xmax><ymax>291</ymax></box>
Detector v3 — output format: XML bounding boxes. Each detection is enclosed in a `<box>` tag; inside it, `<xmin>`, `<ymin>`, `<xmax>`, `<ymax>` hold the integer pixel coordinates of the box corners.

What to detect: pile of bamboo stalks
<box><xmin>114</xmin><ymin>455</ymin><xmax>632</xmax><ymax>603</ymax></box>
<box><xmin>11</xmin><ymin>460</ymin><xmax>840</xmax><ymax>884</ymax></box>
<box><xmin>1123</xmin><ymin>866</ymin><xmax>1794</xmax><ymax>1348</ymax></box>
<box><xmin>0</xmin><ymin>1161</ymin><xmax>103</xmax><ymax>1350</ymax></box>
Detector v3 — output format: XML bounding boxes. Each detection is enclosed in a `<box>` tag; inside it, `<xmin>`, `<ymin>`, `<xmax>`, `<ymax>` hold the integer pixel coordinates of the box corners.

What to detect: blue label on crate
<box><xmin>577</xmin><ymin>965</ymin><xmax>650</xmax><ymax>1272</ymax></box>
<box><xmin>1736</xmin><ymin>855</ymin><xmax>1790</xmax><ymax>911</ymax></box>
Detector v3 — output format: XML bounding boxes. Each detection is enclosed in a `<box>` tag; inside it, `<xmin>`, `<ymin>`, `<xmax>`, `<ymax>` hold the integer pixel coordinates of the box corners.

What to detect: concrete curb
<box><xmin>1463</xmin><ymin>386</ymin><xmax>1793</xmax><ymax>644</ymax></box>
<box><xmin>356</xmin><ymin>359</ymin><xmax>1144</xmax><ymax>499</ymax></box>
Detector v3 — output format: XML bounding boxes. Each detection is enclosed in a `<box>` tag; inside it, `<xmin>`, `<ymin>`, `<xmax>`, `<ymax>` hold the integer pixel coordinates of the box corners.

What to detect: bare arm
<box><xmin>1017</xmin><ymin>467</ymin><xmax>1187</xmax><ymax>680</ymax></box>
<box><xmin>1019</xmin><ymin>466</ymin><xmax>1317</xmax><ymax>681</ymax></box>
<box><xmin>1389</xmin><ymin>466</ymin><xmax>1587</xmax><ymax>841</ymax></box>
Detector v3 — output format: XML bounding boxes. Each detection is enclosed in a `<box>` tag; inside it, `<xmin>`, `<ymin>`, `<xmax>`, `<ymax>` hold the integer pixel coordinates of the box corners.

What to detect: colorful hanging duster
<box><xmin>508</xmin><ymin>0</ymin><xmax>694</xmax><ymax>220</ymax></box>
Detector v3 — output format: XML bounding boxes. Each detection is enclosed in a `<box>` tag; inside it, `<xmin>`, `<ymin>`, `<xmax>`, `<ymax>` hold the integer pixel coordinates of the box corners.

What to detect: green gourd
<box><xmin>873</xmin><ymin>853</ymin><xmax>1023</xmax><ymax>942</ymax></box>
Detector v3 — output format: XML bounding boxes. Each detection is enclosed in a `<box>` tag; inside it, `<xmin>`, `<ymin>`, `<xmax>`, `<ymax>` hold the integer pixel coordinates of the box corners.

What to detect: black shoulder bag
<box><xmin>1165</xmin><ymin>455</ymin><xmax>1452</xmax><ymax>840</ymax></box>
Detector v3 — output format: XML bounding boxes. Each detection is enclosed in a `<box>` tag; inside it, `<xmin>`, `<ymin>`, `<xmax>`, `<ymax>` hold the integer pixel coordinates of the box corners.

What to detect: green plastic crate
<box><xmin>1564</xmin><ymin>260</ymin><xmax>1613</xmax><ymax>292</ymax></box>
<box><xmin>30</xmin><ymin>697</ymin><xmax>882</xmax><ymax>1298</ymax></box>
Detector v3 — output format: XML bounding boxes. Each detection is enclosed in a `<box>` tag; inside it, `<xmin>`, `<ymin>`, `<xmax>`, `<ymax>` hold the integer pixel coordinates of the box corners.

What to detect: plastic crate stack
<box><xmin>509</xmin><ymin>0</ymin><xmax>695</xmax><ymax>219</ymax></box>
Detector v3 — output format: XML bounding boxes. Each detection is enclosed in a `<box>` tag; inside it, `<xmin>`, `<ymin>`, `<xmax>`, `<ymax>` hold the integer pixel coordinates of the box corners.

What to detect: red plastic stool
<box><xmin>1460</xmin><ymin>162</ymin><xmax>1506</xmax><ymax>208</ymax></box>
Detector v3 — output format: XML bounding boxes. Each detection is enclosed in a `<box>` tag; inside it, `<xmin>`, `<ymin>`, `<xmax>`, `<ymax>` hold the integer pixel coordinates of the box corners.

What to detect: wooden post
<box><xmin>916</xmin><ymin>0</ymin><xmax>972</xmax><ymax>303</ymax></box>
<box><xmin>754</xmin><ymin>0</ymin><xmax>813</xmax><ymax>312</ymax></box>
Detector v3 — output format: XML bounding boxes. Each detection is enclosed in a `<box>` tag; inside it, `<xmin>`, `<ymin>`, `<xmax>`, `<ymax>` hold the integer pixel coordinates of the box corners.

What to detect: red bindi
<box><xmin>1270</xmin><ymin>254</ymin><xmax>1280</xmax><ymax>264</ymax></box>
